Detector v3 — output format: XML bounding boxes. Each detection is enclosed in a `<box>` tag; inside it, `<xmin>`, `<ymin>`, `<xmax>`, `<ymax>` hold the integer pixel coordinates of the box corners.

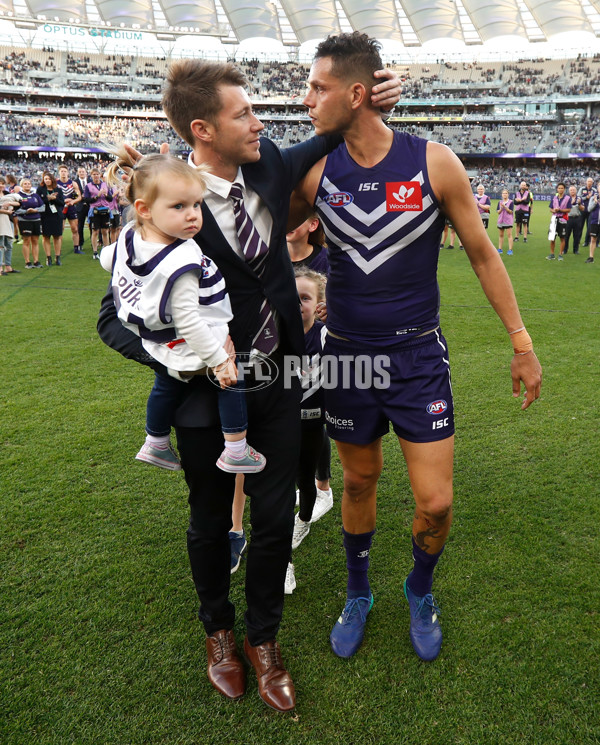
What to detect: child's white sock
<box><xmin>146</xmin><ymin>434</ymin><xmax>170</xmax><ymax>448</ymax></box>
<box><xmin>224</xmin><ymin>437</ymin><xmax>247</xmax><ymax>458</ymax></box>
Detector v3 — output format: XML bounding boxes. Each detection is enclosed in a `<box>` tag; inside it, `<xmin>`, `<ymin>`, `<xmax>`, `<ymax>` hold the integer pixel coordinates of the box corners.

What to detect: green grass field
<box><xmin>2</xmin><ymin>209</ymin><xmax>599</xmax><ymax>745</ymax></box>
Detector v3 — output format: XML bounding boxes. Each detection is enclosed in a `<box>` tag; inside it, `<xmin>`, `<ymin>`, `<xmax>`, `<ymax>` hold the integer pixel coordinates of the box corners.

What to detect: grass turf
<box><xmin>1</xmin><ymin>212</ymin><xmax>599</xmax><ymax>745</ymax></box>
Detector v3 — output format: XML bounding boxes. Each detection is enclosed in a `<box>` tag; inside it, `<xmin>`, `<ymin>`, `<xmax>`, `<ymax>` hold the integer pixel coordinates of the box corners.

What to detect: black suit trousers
<box><xmin>76</xmin><ymin>207</ymin><xmax>87</xmax><ymax>247</ymax></box>
<box><xmin>175</xmin><ymin>365</ymin><xmax>301</xmax><ymax>646</ymax></box>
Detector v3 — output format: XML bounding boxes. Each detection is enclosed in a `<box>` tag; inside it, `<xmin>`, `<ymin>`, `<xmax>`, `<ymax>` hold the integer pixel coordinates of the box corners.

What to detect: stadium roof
<box><xmin>6</xmin><ymin>0</ymin><xmax>600</xmax><ymax>47</ymax></box>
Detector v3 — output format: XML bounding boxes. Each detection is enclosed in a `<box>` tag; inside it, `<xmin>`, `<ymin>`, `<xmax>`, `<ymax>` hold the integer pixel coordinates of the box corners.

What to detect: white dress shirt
<box><xmin>187</xmin><ymin>155</ymin><xmax>273</xmax><ymax>257</ymax></box>
<box><xmin>187</xmin><ymin>154</ymin><xmax>280</xmax><ymax>356</ymax></box>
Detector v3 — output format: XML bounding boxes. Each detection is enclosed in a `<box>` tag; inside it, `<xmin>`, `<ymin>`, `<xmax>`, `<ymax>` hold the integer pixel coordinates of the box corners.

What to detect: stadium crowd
<box><xmin>0</xmin><ymin>43</ymin><xmax>597</xmax><ymax>201</ymax></box>
<box><xmin>3</xmin><ymin>109</ymin><xmax>598</xmax><ymax>162</ymax></box>
<box><xmin>66</xmin><ymin>53</ymin><xmax>131</xmax><ymax>77</ymax></box>
<box><xmin>1</xmin><ymin>44</ymin><xmax>600</xmax><ymax>100</ymax></box>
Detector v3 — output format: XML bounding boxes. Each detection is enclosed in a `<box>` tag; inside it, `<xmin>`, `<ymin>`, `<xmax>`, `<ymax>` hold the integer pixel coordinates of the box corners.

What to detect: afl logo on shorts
<box><xmin>324</xmin><ymin>191</ymin><xmax>354</xmax><ymax>208</ymax></box>
<box><xmin>386</xmin><ymin>182</ymin><xmax>423</xmax><ymax>212</ymax></box>
<box><xmin>427</xmin><ymin>400</ymin><xmax>448</xmax><ymax>415</ymax></box>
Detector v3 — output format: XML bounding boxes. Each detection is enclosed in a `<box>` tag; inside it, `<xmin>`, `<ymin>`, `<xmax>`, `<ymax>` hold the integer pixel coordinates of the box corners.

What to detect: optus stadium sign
<box><xmin>42</xmin><ymin>24</ymin><xmax>143</xmax><ymax>41</ymax></box>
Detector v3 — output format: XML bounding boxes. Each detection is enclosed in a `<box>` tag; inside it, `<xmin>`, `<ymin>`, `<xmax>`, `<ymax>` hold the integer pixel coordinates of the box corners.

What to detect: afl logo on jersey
<box><xmin>324</xmin><ymin>191</ymin><xmax>354</xmax><ymax>208</ymax></box>
<box><xmin>386</xmin><ymin>181</ymin><xmax>423</xmax><ymax>212</ymax></box>
<box><xmin>427</xmin><ymin>400</ymin><xmax>448</xmax><ymax>415</ymax></box>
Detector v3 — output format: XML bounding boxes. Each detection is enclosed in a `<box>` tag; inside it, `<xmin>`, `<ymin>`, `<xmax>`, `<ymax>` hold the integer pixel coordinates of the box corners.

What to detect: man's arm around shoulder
<box><xmin>281</xmin><ymin>134</ymin><xmax>342</xmax><ymax>193</ymax></box>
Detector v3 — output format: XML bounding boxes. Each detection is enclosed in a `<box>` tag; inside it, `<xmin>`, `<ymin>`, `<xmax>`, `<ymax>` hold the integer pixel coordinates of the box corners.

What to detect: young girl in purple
<box><xmin>497</xmin><ymin>189</ymin><xmax>514</xmax><ymax>255</ymax></box>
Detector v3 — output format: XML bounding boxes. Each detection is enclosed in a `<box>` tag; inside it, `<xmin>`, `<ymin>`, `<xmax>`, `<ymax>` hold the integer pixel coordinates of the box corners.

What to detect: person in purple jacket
<box><xmin>292</xmin><ymin>31</ymin><xmax>542</xmax><ymax>663</ymax></box>
<box><xmin>15</xmin><ymin>178</ymin><xmax>45</xmax><ymax>268</ymax></box>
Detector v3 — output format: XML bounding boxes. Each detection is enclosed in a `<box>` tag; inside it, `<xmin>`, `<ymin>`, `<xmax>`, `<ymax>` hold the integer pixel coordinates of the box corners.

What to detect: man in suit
<box><xmin>98</xmin><ymin>58</ymin><xmax>400</xmax><ymax>712</ymax></box>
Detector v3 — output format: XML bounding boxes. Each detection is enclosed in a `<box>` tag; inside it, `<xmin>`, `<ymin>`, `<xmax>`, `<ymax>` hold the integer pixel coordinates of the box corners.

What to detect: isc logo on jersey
<box><xmin>324</xmin><ymin>192</ymin><xmax>354</xmax><ymax>208</ymax></box>
<box><xmin>386</xmin><ymin>181</ymin><xmax>423</xmax><ymax>212</ymax></box>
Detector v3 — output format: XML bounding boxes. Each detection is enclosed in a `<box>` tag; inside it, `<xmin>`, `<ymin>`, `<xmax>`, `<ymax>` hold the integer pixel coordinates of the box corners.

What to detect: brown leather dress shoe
<box><xmin>243</xmin><ymin>637</ymin><xmax>296</xmax><ymax>712</ymax></box>
<box><xmin>206</xmin><ymin>629</ymin><xmax>246</xmax><ymax>700</ymax></box>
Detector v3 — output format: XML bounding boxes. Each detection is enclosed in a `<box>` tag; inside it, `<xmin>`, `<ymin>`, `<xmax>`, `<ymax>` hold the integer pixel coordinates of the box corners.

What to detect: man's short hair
<box><xmin>314</xmin><ymin>32</ymin><xmax>383</xmax><ymax>95</ymax></box>
<box><xmin>163</xmin><ymin>59</ymin><xmax>248</xmax><ymax>147</ymax></box>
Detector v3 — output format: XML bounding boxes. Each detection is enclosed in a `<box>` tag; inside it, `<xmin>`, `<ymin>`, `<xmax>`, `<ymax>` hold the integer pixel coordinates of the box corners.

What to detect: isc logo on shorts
<box><xmin>426</xmin><ymin>400</ymin><xmax>448</xmax><ymax>415</ymax></box>
<box><xmin>324</xmin><ymin>191</ymin><xmax>354</xmax><ymax>208</ymax></box>
<box><xmin>386</xmin><ymin>182</ymin><xmax>423</xmax><ymax>212</ymax></box>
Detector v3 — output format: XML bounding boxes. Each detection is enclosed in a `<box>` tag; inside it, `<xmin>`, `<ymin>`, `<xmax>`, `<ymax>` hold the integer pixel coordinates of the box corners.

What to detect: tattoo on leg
<box><xmin>414</xmin><ymin>527</ymin><xmax>440</xmax><ymax>551</ymax></box>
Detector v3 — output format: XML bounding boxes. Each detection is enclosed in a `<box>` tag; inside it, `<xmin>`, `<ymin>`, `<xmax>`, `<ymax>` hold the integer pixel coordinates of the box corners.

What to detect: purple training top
<box><xmin>550</xmin><ymin>194</ymin><xmax>572</xmax><ymax>223</ymax></box>
<box><xmin>497</xmin><ymin>198</ymin><xmax>514</xmax><ymax>227</ymax></box>
<box><xmin>475</xmin><ymin>193</ymin><xmax>491</xmax><ymax>215</ymax></box>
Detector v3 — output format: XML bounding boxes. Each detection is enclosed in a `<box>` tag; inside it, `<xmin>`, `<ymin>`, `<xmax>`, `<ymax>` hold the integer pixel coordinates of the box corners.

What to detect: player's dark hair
<box><xmin>314</xmin><ymin>32</ymin><xmax>383</xmax><ymax>93</ymax></box>
<box><xmin>163</xmin><ymin>59</ymin><xmax>248</xmax><ymax>147</ymax></box>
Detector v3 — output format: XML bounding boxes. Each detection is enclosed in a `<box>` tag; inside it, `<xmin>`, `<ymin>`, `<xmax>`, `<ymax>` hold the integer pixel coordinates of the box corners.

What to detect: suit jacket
<box><xmin>98</xmin><ymin>134</ymin><xmax>339</xmax><ymax>427</ymax></box>
<box><xmin>74</xmin><ymin>178</ymin><xmax>88</xmax><ymax>211</ymax></box>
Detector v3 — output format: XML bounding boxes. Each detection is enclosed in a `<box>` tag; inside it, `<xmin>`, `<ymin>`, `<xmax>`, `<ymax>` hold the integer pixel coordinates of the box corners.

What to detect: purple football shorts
<box><xmin>323</xmin><ymin>330</ymin><xmax>455</xmax><ymax>445</ymax></box>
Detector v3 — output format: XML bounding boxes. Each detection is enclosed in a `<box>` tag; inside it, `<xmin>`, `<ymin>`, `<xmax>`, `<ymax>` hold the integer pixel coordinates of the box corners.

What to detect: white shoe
<box><xmin>284</xmin><ymin>562</ymin><xmax>296</xmax><ymax>594</ymax></box>
<box><xmin>311</xmin><ymin>488</ymin><xmax>333</xmax><ymax>523</ymax></box>
<box><xmin>295</xmin><ymin>488</ymin><xmax>299</xmax><ymax>507</ymax></box>
<box><xmin>291</xmin><ymin>514</ymin><xmax>311</xmax><ymax>549</ymax></box>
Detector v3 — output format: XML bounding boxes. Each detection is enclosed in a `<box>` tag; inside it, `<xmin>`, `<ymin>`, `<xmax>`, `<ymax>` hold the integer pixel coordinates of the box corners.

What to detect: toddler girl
<box><xmin>101</xmin><ymin>149</ymin><xmax>265</xmax><ymax>474</ymax></box>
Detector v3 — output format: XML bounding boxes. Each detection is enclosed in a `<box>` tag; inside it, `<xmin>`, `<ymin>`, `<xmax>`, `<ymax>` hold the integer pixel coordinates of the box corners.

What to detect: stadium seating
<box><xmin>0</xmin><ymin>44</ymin><xmax>598</xmax><ymax>191</ymax></box>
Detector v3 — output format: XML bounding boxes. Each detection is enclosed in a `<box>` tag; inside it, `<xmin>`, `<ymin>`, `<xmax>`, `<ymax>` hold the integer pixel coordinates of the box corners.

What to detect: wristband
<box><xmin>509</xmin><ymin>327</ymin><xmax>533</xmax><ymax>355</ymax></box>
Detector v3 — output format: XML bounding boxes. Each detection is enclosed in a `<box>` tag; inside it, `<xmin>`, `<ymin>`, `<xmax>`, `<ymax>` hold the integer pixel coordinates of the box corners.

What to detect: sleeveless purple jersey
<box><xmin>315</xmin><ymin>131</ymin><xmax>444</xmax><ymax>347</ymax></box>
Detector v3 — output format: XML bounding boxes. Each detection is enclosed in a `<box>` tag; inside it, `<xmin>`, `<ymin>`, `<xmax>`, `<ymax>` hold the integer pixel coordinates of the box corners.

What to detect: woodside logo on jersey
<box><xmin>385</xmin><ymin>181</ymin><xmax>423</xmax><ymax>211</ymax></box>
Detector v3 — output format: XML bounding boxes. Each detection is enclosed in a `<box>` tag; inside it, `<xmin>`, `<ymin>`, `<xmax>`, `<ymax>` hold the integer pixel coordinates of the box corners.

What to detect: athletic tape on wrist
<box><xmin>509</xmin><ymin>328</ymin><xmax>533</xmax><ymax>355</ymax></box>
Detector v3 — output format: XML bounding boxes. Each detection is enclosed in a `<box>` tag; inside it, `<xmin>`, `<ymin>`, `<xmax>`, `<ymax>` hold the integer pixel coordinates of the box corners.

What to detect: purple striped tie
<box><xmin>229</xmin><ymin>182</ymin><xmax>278</xmax><ymax>355</ymax></box>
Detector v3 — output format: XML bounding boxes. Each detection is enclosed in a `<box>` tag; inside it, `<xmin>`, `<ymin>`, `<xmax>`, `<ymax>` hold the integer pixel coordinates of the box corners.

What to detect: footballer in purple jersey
<box><xmin>57</xmin><ymin>166</ymin><xmax>83</xmax><ymax>254</ymax></box>
<box><xmin>293</xmin><ymin>31</ymin><xmax>542</xmax><ymax>664</ymax></box>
